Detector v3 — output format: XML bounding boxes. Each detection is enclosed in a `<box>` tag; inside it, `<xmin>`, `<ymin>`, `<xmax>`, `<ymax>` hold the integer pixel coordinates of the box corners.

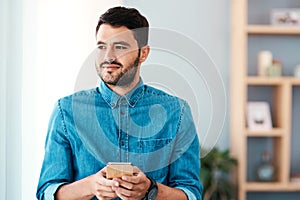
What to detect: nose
<box><xmin>104</xmin><ymin>46</ymin><xmax>116</xmax><ymax>63</ymax></box>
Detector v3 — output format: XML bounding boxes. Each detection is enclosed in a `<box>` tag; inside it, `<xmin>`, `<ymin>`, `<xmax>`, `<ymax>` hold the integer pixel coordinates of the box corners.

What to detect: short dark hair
<box><xmin>96</xmin><ymin>6</ymin><xmax>149</xmax><ymax>48</ymax></box>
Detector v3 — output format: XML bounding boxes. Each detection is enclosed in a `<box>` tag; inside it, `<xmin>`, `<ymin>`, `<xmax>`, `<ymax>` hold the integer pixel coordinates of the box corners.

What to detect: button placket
<box><xmin>119</xmin><ymin>99</ymin><xmax>129</xmax><ymax>162</ymax></box>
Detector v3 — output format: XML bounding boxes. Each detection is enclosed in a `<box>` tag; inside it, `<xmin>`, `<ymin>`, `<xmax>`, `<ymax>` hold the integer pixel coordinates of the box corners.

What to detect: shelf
<box><xmin>289</xmin><ymin>78</ymin><xmax>300</xmax><ymax>86</ymax></box>
<box><xmin>245</xmin><ymin>182</ymin><xmax>300</xmax><ymax>191</ymax></box>
<box><xmin>246</xmin><ymin>76</ymin><xmax>284</xmax><ymax>85</ymax></box>
<box><xmin>247</xmin><ymin>25</ymin><xmax>300</xmax><ymax>35</ymax></box>
<box><xmin>246</xmin><ymin>76</ymin><xmax>300</xmax><ymax>85</ymax></box>
<box><xmin>246</xmin><ymin>128</ymin><xmax>285</xmax><ymax>137</ymax></box>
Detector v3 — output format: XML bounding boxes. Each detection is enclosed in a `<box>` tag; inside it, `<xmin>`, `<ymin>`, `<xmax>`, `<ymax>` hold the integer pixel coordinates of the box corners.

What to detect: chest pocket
<box><xmin>138</xmin><ymin>138</ymin><xmax>173</xmax><ymax>180</ymax></box>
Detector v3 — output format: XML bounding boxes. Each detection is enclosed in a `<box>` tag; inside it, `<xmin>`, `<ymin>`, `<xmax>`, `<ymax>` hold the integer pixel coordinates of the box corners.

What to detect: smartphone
<box><xmin>106</xmin><ymin>162</ymin><xmax>133</xmax><ymax>179</ymax></box>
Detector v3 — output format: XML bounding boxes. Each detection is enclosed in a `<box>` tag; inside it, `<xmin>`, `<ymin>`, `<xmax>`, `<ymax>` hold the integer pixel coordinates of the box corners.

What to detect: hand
<box><xmin>112</xmin><ymin>166</ymin><xmax>151</xmax><ymax>200</ymax></box>
<box><xmin>89</xmin><ymin>167</ymin><xmax>119</xmax><ymax>200</ymax></box>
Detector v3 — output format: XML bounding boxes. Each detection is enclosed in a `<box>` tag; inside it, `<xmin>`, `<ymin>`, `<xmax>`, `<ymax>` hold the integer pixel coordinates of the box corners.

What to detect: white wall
<box><xmin>22</xmin><ymin>0</ymin><xmax>38</xmax><ymax>198</ymax></box>
<box><xmin>0</xmin><ymin>1</ymin><xmax>8</xmax><ymax>198</ymax></box>
<box><xmin>21</xmin><ymin>0</ymin><xmax>122</xmax><ymax>199</ymax></box>
<box><xmin>33</xmin><ymin>0</ymin><xmax>122</xmax><ymax>171</ymax></box>
<box><xmin>123</xmin><ymin>0</ymin><xmax>230</xmax><ymax>150</ymax></box>
<box><xmin>1</xmin><ymin>0</ymin><xmax>23</xmax><ymax>199</ymax></box>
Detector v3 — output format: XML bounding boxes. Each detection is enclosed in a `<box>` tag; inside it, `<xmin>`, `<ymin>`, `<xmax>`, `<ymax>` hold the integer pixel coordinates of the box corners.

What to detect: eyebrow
<box><xmin>97</xmin><ymin>41</ymin><xmax>131</xmax><ymax>47</ymax></box>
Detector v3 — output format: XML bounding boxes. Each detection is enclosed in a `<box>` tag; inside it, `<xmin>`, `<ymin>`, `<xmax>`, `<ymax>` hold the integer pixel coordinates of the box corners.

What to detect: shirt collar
<box><xmin>99</xmin><ymin>78</ymin><xmax>145</xmax><ymax>108</ymax></box>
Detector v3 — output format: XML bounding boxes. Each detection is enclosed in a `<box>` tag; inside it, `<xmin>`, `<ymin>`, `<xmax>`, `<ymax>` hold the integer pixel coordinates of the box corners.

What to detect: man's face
<box><xmin>95</xmin><ymin>24</ymin><xmax>140</xmax><ymax>87</ymax></box>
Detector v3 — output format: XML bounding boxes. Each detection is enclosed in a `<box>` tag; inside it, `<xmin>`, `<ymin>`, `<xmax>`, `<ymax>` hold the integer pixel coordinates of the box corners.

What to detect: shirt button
<box><xmin>121</xmin><ymin>141</ymin><xmax>125</xmax><ymax>146</ymax></box>
<box><xmin>120</xmin><ymin>110</ymin><xmax>125</xmax><ymax>115</ymax></box>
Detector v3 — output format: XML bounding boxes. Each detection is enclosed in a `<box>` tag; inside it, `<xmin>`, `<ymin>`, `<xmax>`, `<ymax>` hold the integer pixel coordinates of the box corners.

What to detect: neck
<box><xmin>107</xmin><ymin>76</ymin><xmax>140</xmax><ymax>96</ymax></box>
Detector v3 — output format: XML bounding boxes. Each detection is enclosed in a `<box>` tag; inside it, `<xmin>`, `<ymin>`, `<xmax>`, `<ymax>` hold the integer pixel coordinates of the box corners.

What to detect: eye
<box><xmin>115</xmin><ymin>45</ymin><xmax>128</xmax><ymax>50</ymax></box>
<box><xmin>98</xmin><ymin>44</ymin><xmax>106</xmax><ymax>50</ymax></box>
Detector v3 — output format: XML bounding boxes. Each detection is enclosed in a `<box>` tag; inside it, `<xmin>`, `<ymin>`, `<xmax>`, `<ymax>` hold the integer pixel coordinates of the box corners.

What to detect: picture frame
<box><xmin>271</xmin><ymin>9</ymin><xmax>300</xmax><ymax>26</ymax></box>
<box><xmin>247</xmin><ymin>102</ymin><xmax>272</xmax><ymax>131</ymax></box>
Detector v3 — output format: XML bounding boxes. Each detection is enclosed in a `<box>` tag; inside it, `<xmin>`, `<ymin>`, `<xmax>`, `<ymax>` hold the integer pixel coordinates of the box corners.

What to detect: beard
<box><xmin>96</xmin><ymin>54</ymin><xmax>140</xmax><ymax>87</ymax></box>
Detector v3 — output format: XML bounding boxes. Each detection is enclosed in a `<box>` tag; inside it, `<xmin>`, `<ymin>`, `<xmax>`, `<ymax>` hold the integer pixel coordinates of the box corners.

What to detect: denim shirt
<box><xmin>36</xmin><ymin>79</ymin><xmax>203</xmax><ymax>200</ymax></box>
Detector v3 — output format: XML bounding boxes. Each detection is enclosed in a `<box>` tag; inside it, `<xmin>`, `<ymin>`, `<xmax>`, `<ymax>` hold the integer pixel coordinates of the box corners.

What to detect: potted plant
<box><xmin>200</xmin><ymin>147</ymin><xmax>237</xmax><ymax>200</ymax></box>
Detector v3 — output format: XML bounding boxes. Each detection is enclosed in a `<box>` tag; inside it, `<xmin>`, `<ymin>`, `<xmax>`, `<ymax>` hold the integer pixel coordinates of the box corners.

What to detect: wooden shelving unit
<box><xmin>246</xmin><ymin>128</ymin><xmax>284</xmax><ymax>137</ymax></box>
<box><xmin>247</xmin><ymin>25</ymin><xmax>300</xmax><ymax>35</ymax></box>
<box><xmin>247</xmin><ymin>76</ymin><xmax>300</xmax><ymax>84</ymax></box>
<box><xmin>245</xmin><ymin>182</ymin><xmax>300</xmax><ymax>191</ymax></box>
<box><xmin>230</xmin><ymin>0</ymin><xmax>300</xmax><ymax>199</ymax></box>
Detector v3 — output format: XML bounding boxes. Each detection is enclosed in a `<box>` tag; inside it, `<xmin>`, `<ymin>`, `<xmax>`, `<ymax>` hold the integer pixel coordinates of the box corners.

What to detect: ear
<box><xmin>139</xmin><ymin>45</ymin><xmax>150</xmax><ymax>64</ymax></box>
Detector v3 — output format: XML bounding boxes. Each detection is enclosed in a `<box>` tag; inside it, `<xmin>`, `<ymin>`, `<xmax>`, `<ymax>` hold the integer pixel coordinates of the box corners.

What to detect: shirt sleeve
<box><xmin>36</xmin><ymin>100</ymin><xmax>74</xmax><ymax>200</ymax></box>
<box><xmin>176</xmin><ymin>186</ymin><xmax>198</xmax><ymax>200</ymax></box>
<box><xmin>43</xmin><ymin>182</ymin><xmax>68</xmax><ymax>200</ymax></box>
<box><xmin>168</xmin><ymin>100</ymin><xmax>203</xmax><ymax>200</ymax></box>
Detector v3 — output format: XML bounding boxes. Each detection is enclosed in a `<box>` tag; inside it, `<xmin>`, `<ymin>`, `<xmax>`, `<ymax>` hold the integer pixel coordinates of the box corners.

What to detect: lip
<box><xmin>102</xmin><ymin>64</ymin><xmax>121</xmax><ymax>69</ymax></box>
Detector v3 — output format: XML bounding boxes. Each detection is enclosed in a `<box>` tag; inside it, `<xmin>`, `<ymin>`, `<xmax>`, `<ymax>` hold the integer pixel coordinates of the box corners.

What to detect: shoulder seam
<box><xmin>57</xmin><ymin>99</ymin><xmax>70</xmax><ymax>139</ymax></box>
<box><xmin>176</xmin><ymin>100</ymin><xmax>188</xmax><ymax>134</ymax></box>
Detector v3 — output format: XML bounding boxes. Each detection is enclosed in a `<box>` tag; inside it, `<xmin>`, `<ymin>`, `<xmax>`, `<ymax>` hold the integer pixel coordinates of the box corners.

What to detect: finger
<box><xmin>100</xmin><ymin>166</ymin><xmax>107</xmax><ymax>174</ymax></box>
<box><xmin>97</xmin><ymin>176</ymin><xmax>119</xmax><ymax>187</ymax></box>
<box><xmin>120</xmin><ymin>175</ymin><xmax>139</xmax><ymax>185</ymax></box>
<box><xmin>122</xmin><ymin>171</ymin><xmax>146</xmax><ymax>184</ymax></box>
<box><xmin>114</xmin><ymin>187</ymin><xmax>133</xmax><ymax>200</ymax></box>
<box><xmin>95</xmin><ymin>184</ymin><xmax>116</xmax><ymax>193</ymax></box>
<box><xmin>96</xmin><ymin>190</ymin><xmax>116</xmax><ymax>197</ymax></box>
<box><xmin>97</xmin><ymin>168</ymin><xmax>110</xmax><ymax>180</ymax></box>
<box><xmin>116</xmin><ymin>178</ymin><xmax>135</xmax><ymax>190</ymax></box>
<box><xmin>95</xmin><ymin>191</ymin><xmax>118</xmax><ymax>200</ymax></box>
<box><xmin>132</xmin><ymin>166</ymin><xmax>141</xmax><ymax>174</ymax></box>
<box><xmin>96</xmin><ymin>198</ymin><xmax>113</xmax><ymax>200</ymax></box>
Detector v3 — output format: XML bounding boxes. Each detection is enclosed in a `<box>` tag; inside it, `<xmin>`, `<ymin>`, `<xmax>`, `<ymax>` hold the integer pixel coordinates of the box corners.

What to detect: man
<box><xmin>37</xmin><ymin>6</ymin><xmax>202</xmax><ymax>200</ymax></box>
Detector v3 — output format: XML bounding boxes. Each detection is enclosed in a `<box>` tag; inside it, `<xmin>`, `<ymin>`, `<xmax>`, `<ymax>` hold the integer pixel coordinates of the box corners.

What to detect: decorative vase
<box><xmin>257</xmin><ymin>51</ymin><xmax>273</xmax><ymax>76</ymax></box>
<box><xmin>257</xmin><ymin>150</ymin><xmax>275</xmax><ymax>182</ymax></box>
<box><xmin>294</xmin><ymin>64</ymin><xmax>300</xmax><ymax>78</ymax></box>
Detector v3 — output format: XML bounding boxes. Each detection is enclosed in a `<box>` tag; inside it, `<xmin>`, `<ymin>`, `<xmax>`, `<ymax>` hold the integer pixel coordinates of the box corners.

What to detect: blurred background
<box><xmin>0</xmin><ymin>0</ymin><xmax>230</xmax><ymax>199</ymax></box>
